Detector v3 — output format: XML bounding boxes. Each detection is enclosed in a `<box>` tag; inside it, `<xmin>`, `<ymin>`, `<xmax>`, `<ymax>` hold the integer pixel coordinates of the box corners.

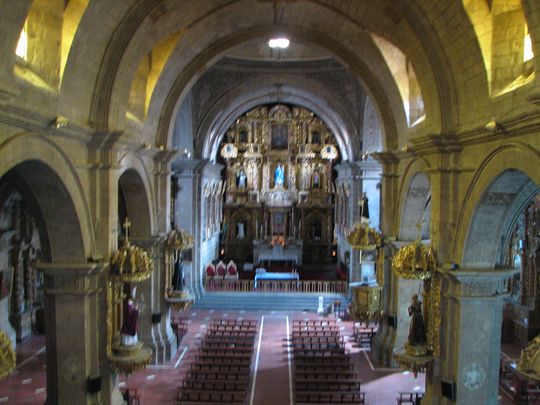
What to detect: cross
<box><xmin>415</xmin><ymin>222</ymin><xmax>422</xmax><ymax>241</ymax></box>
<box><xmin>123</xmin><ymin>217</ymin><xmax>131</xmax><ymax>244</ymax></box>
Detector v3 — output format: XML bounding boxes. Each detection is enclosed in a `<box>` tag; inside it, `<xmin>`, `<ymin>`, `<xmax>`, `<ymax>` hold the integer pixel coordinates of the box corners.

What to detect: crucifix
<box><xmin>123</xmin><ymin>217</ymin><xmax>131</xmax><ymax>244</ymax></box>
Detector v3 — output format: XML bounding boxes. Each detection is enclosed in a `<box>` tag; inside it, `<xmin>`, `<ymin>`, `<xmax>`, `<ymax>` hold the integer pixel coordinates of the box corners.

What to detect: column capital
<box><xmin>37</xmin><ymin>262</ymin><xmax>104</xmax><ymax>296</ymax></box>
<box><xmin>440</xmin><ymin>268</ymin><xmax>518</xmax><ymax>299</ymax></box>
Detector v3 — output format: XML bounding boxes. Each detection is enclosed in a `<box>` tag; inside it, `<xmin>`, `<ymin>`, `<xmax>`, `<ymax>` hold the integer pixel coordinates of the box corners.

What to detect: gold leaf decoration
<box><xmin>346</xmin><ymin>222</ymin><xmax>381</xmax><ymax>250</ymax></box>
<box><xmin>517</xmin><ymin>335</ymin><xmax>540</xmax><ymax>381</ymax></box>
<box><xmin>166</xmin><ymin>229</ymin><xmax>194</xmax><ymax>252</ymax></box>
<box><xmin>391</xmin><ymin>242</ymin><xmax>436</xmax><ymax>280</ymax></box>
<box><xmin>0</xmin><ymin>331</ymin><xmax>16</xmax><ymax>380</ymax></box>
<box><xmin>109</xmin><ymin>243</ymin><xmax>153</xmax><ymax>283</ymax></box>
<box><xmin>425</xmin><ymin>275</ymin><xmax>442</xmax><ymax>357</ymax></box>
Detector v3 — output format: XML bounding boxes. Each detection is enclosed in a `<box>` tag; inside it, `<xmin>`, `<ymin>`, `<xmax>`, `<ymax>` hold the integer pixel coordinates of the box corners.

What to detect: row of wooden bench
<box><xmin>293</xmin><ymin>319</ymin><xmax>337</xmax><ymax>326</ymax></box>
<box><xmin>396</xmin><ymin>391</ymin><xmax>424</xmax><ymax>404</ymax></box>
<box><xmin>292</xmin><ymin>324</ymin><xmax>366</xmax><ymax>404</ymax></box>
<box><xmin>296</xmin><ymin>392</ymin><xmax>366</xmax><ymax>404</ymax></box>
<box><xmin>177</xmin><ymin>319</ymin><xmax>257</xmax><ymax>405</ymax></box>
<box><xmin>291</xmin><ymin>335</ymin><xmax>345</xmax><ymax>344</ymax></box>
<box><xmin>177</xmin><ymin>390</ymin><xmax>245</xmax><ymax>405</ymax></box>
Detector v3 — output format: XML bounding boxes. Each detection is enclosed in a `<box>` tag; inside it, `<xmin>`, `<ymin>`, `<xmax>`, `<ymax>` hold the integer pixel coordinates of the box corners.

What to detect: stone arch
<box><xmin>151</xmin><ymin>24</ymin><xmax>403</xmax><ymax>156</ymax></box>
<box><xmin>0</xmin><ymin>140</ymin><xmax>91</xmax><ymax>405</ymax></box>
<box><xmin>458</xmin><ymin>145</ymin><xmax>540</xmax><ymax>269</ymax></box>
<box><xmin>82</xmin><ymin>1</ymin><xmax>457</xmax><ymax>153</ymax></box>
<box><xmin>397</xmin><ymin>171</ymin><xmax>431</xmax><ymax>241</ymax></box>
<box><xmin>0</xmin><ymin>133</ymin><xmax>93</xmax><ymax>259</ymax></box>
<box><xmin>117</xmin><ymin>167</ymin><xmax>154</xmax><ymax>239</ymax></box>
<box><xmin>197</xmin><ymin>75</ymin><xmax>360</xmax><ymax>161</ymax></box>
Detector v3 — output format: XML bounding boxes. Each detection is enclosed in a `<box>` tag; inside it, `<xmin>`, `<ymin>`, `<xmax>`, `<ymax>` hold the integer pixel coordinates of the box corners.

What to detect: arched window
<box><xmin>462</xmin><ymin>0</ymin><xmax>535</xmax><ymax>96</ymax></box>
<box><xmin>370</xmin><ymin>34</ymin><xmax>426</xmax><ymax>127</ymax></box>
<box><xmin>14</xmin><ymin>0</ymin><xmax>89</xmax><ymax>90</ymax></box>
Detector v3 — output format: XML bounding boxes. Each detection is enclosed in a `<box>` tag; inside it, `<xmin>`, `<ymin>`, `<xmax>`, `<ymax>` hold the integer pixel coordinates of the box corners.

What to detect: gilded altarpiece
<box><xmin>219</xmin><ymin>104</ymin><xmax>339</xmax><ymax>266</ymax></box>
<box><xmin>0</xmin><ymin>192</ymin><xmax>44</xmax><ymax>341</ymax></box>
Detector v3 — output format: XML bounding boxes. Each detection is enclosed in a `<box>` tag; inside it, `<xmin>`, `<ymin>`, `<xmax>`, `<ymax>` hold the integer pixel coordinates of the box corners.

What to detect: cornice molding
<box><xmin>0</xmin><ymin>104</ymin><xmax>94</xmax><ymax>143</ymax></box>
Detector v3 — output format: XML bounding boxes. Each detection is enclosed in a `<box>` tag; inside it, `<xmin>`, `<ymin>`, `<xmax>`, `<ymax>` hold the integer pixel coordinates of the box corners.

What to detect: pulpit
<box><xmin>349</xmin><ymin>283</ymin><xmax>383</xmax><ymax>322</ymax></box>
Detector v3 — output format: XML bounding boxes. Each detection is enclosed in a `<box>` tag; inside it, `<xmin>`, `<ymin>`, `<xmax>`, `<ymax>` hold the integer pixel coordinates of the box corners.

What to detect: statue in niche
<box><xmin>236</xmin><ymin>221</ymin><xmax>245</xmax><ymax>240</ymax></box>
<box><xmin>237</xmin><ymin>169</ymin><xmax>247</xmax><ymax>189</ymax></box>
<box><xmin>407</xmin><ymin>294</ymin><xmax>427</xmax><ymax>349</ymax></box>
<box><xmin>360</xmin><ymin>192</ymin><xmax>369</xmax><ymax>220</ymax></box>
<box><xmin>312</xmin><ymin>220</ymin><xmax>322</xmax><ymax>240</ymax></box>
<box><xmin>121</xmin><ymin>286</ymin><xmax>139</xmax><ymax>347</ymax></box>
<box><xmin>312</xmin><ymin>170</ymin><xmax>321</xmax><ymax>189</ymax></box>
<box><xmin>239</xmin><ymin>130</ymin><xmax>248</xmax><ymax>143</ymax></box>
<box><xmin>171</xmin><ymin>256</ymin><xmax>184</xmax><ymax>291</ymax></box>
<box><xmin>311</xmin><ymin>131</ymin><xmax>321</xmax><ymax>144</ymax></box>
<box><xmin>275</xmin><ymin>164</ymin><xmax>285</xmax><ymax>187</ymax></box>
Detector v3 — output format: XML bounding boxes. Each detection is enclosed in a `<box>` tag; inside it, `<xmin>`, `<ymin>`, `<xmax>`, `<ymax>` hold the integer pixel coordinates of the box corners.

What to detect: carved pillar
<box><xmin>335</xmin><ymin>163</ymin><xmax>361</xmax><ymax>279</ymax></box>
<box><xmin>355</xmin><ymin>159</ymin><xmax>383</xmax><ymax>230</ymax></box>
<box><xmin>153</xmin><ymin>150</ymin><xmax>177</xmax><ymax>234</ymax></box>
<box><xmin>172</xmin><ymin>159</ymin><xmax>206</xmax><ymax>299</ymax></box>
<box><xmin>130</xmin><ymin>236</ymin><xmax>176</xmax><ymax>364</ymax></box>
<box><xmin>371</xmin><ymin>152</ymin><xmax>399</xmax><ymax>236</ymax></box>
<box><xmin>422</xmin><ymin>135</ymin><xmax>462</xmax><ymax>263</ymax></box>
<box><xmin>424</xmin><ymin>268</ymin><xmax>517</xmax><ymax>405</ymax></box>
<box><xmin>39</xmin><ymin>263</ymin><xmax>113</xmax><ymax>405</ymax></box>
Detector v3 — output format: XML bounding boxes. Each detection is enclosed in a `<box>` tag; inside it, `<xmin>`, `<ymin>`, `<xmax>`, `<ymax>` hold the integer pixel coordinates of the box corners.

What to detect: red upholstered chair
<box><xmin>205</xmin><ymin>263</ymin><xmax>216</xmax><ymax>279</ymax></box>
<box><xmin>225</xmin><ymin>261</ymin><xmax>239</xmax><ymax>280</ymax></box>
<box><xmin>216</xmin><ymin>261</ymin><xmax>226</xmax><ymax>279</ymax></box>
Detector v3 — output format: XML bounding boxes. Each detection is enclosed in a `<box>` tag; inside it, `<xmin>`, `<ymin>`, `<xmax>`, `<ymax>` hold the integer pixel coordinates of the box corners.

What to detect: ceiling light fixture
<box><xmin>268</xmin><ymin>37</ymin><xmax>289</xmax><ymax>49</ymax></box>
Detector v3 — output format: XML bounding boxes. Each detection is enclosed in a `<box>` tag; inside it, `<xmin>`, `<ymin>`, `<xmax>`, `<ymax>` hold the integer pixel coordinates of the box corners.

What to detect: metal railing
<box><xmin>204</xmin><ymin>278</ymin><xmax>348</xmax><ymax>294</ymax></box>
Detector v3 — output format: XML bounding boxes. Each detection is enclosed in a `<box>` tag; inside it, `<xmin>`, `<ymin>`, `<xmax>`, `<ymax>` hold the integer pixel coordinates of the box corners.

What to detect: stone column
<box><xmin>39</xmin><ymin>262</ymin><xmax>111</xmax><ymax>405</ymax></box>
<box><xmin>425</xmin><ymin>268</ymin><xmax>517</xmax><ymax>405</ymax></box>
<box><xmin>335</xmin><ymin>162</ymin><xmax>362</xmax><ymax>280</ymax></box>
<box><xmin>172</xmin><ymin>159</ymin><xmax>206</xmax><ymax>299</ymax></box>
<box><xmin>355</xmin><ymin>159</ymin><xmax>382</xmax><ymax>230</ymax></box>
<box><xmin>130</xmin><ymin>236</ymin><xmax>177</xmax><ymax>364</ymax></box>
<box><xmin>371</xmin><ymin>152</ymin><xmax>399</xmax><ymax>237</ymax></box>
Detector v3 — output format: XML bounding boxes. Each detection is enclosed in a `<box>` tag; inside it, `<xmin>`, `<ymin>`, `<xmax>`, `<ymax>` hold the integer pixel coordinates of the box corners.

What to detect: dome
<box><xmin>392</xmin><ymin>242</ymin><xmax>437</xmax><ymax>280</ymax></box>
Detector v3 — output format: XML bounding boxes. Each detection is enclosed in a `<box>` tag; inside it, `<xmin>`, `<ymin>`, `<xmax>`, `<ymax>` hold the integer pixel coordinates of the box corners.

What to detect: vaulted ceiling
<box><xmin>2</xmin><ymin>0</ymin><xmax>538</xmax><ymax>160</ymax></box>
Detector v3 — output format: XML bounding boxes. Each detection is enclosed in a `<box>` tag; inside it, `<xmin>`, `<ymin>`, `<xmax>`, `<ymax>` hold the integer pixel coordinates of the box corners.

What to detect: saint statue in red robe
<box><xmin>121</xmin><ymin>287</ymin><xmax>139</xmax><ymax>346</ymax></box>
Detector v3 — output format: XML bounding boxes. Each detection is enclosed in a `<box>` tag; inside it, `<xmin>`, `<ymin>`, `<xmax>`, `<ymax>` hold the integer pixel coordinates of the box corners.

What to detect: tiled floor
<box><xmin>0</xmin><ymin>309</ymin><xmax>518</xmax><ymax>404</ymax></box>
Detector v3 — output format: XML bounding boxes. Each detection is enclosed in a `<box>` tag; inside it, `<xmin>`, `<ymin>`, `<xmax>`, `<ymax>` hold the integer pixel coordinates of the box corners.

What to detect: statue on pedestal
<box><xmin>360</xmin><ymin>192</ymin><xmax>369</xmax><ymax>220</ymax></box>
<box><xmin>237</xmin><ymin>169</ymin><xmax>247</xmax><ymax>189</ymax></box>
<box><xmin>406</xmin><ymin>294</ymin><xmax>427</xmax><ymax>355</ymax></box>
<box><xmin>121</xmin><ymin>287</ymin><xmax>139</xmax><ymax>347</ymax></box>
<box><xmin>275</xmin><ymin>164</ymin><xmax>284</xmax><ymax>187</ymax></box>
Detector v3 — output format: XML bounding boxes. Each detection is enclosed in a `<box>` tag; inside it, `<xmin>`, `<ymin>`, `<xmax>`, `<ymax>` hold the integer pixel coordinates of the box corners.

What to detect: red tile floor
<box><xmin>0</xmin><ymin>309</ymin><xmax>517</xmax><ymax>404</ymax></box>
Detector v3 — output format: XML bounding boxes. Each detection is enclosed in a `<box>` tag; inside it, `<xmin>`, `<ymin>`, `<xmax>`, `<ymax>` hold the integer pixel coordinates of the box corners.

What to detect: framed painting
<box><xmin>271</xmin><ymin>123</ymin><xmax>288</xmax><ymax>150</ymax></box>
